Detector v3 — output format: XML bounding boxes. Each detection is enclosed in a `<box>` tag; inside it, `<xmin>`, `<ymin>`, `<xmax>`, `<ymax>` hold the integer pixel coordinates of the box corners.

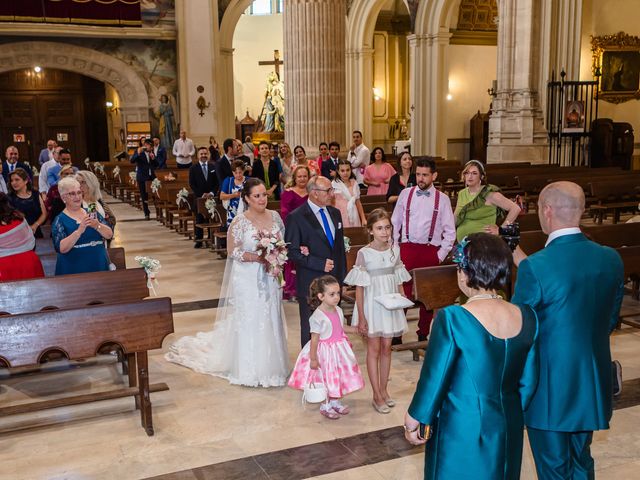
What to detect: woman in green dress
<box><xmin>404</xmin><ymin>233</ymin><xmax>539</xmax><ymax>480</ymax></box>
<box><xmin>454</xmin><ymin>160</ymin><xmax>521</xmax><ymax>242</ymax></box>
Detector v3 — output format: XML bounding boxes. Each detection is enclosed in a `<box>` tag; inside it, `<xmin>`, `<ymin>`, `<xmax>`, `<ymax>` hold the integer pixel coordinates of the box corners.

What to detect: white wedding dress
<box><xmin>165</xmin><ymin>211</ymin><xmax>290</xmax><ymax>387</ymax></box>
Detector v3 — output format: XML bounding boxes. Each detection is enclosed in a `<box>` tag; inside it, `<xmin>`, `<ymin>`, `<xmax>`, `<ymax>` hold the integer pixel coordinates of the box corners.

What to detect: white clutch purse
<box><xmin>374</xmin><ymin>293</ymin><xmax>414</xmax><ymax>310</ymax></box>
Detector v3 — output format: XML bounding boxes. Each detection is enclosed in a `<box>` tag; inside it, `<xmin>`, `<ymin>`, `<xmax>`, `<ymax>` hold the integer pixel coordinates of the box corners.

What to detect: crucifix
<box><xmin>258</xmin><ymin>49</ymin><xmax>284</xmax><ymax>79</ymax></box>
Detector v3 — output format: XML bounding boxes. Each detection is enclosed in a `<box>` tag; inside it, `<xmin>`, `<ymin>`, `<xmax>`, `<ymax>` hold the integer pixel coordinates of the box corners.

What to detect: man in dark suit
<box><xmin>285</xmin><ymin>175</ymin><xmax>347</xmax><ymax>346</ymax></box>
<box><xmin>215</xmin><ymin>138</ymin><xmax>235</xmax><ymax>187</ymax></box>
<box><xmin>190</xmin><ymin>146</ymin><xmax>219</xmax><ymax>248</ymax></box>
<box><xmin>2</xmin><ymin>145</ymin><xmax>33</xmax><ymax>183</ymax></box>
<box><xmin>320</xmin><ymin>141</ymin><xmax>340</xmax><ymax>179</ymax></box>
<box><xmin>512</xmin><ymin>181</ymin><xmax>625</xmax><ymax>479</ymax></box>
<box><xmin>152</xmin><ymin>136</ymin><xmax>167</xmax><ymax>169</ymax></box>
<box><xmin>130</xmin><ymin>139</ymin><xmax>158</xmax><ymax>219</ymax></box>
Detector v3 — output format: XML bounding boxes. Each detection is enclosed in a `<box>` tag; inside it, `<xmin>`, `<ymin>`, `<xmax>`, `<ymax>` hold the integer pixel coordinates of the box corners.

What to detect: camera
<box><xmin>498</xmin><ymin>222</ymin><xmax>520</xmax><ymax>251</ymax></box>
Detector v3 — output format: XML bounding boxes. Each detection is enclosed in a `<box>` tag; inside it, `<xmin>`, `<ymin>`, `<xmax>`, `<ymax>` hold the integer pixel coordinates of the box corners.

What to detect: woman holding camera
<box><xmin>454</xmin><ymin>160</ymin><xmax>521</xmax><ymax>242</ymax></box>
<box><xmin>404</xmin><ymin>233</ymin><xmax>538</xmax><ymax>480</ymax></box>
<box><xmin>52</xmin><ymin>177</ymin><xmax>113</xmax><ymax>276</ymax></box>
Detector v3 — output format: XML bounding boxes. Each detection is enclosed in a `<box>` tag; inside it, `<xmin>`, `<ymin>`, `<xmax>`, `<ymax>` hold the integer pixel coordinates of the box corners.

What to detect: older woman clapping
<box><xmin>52</xmin><ymin>176</ymin><xmax>113</xmax><ymax>276</ymax></box>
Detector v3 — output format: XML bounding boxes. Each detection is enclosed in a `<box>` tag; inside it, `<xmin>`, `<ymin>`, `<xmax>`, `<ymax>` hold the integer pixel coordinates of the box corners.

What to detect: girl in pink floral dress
<box><xmin>288</xmin><ymin>275</ymin><xmax>365</xmax><ymax>419</ymax></box>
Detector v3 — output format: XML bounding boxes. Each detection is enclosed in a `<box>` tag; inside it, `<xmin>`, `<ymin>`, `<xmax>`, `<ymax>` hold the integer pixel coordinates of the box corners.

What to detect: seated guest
<box><xmin>45</xmin><ymin>165</ymin><xmax>76</xmax><ymax>223</ymax></box>
<box><xmin>404</xmin><ymin>233</ymin><xmax>538</xmax><ymax>480</ymax></box>
<box><xmin>363</xmin><ymin>147</ymin><xmax>395</xmax><ymax>196</ymax></box>
<box><xmin>8</xmin><ymin>168</ymin><xmax>47</xmax><ymax>238</ymax></box>
<box><xmin>47</xmin><ymin>148</ymin><xmax>77</xmax><ymax>187</ymax></box>
<box><xmin>76</xmin><ymin>170</ymin><xmax>116</xmax><ymax>231</ymax></box>
<box><xmin>220</xmin><ymin>160</ymin><xmax>247</xmax><ymax>227</ymax></box>
<box><xmin>252</xmin><ymin>141</ymin><xmax>280</xmax><ymax>200</ymax></box>
<box><xmin>387</xmin><ymin>152</ymin><xmax>416</xmax><ymax>205</ymax></box>
<box><xmin>455</xmin><ymin>160</ymin><xmax>521</xmax><ymax>242</ymax></box>
<box><xmin>52</xmin><ymin>177</ymin><xmax>113</xmax><ymax>276</ymax></box>
<box><xmin>0</xmin><ymin>193</ymin><xmax>44</xmax><ymax>281</ymax></box>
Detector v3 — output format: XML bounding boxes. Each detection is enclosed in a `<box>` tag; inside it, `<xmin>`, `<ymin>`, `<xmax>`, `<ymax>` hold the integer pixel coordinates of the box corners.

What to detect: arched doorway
<box><xmin>0</xmin><ymin>68</ymin><xmax>108</xmax><ymax>164</ymax></box>
<box><xmin>0</xmin><ymin>41</ymin><xmax>149</xmax><ymax>161</ymax></box>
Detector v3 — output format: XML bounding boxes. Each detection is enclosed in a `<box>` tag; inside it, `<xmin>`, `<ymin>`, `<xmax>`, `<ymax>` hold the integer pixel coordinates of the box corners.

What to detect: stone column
<box><xmin>487</xmin><ymin>0</ymin><xmax>548</xmax><ymax>163</ymax></box>
<box><xmin>284</xmin><ymin>0</ymin><xmax>346</xmax><ymax>155</ymax></box>
<box><xmin>175</xmin><ymin>0</ymin><xmax>220</xmax><ymax>146</ymax></box>
<box><xmin>346</xmin><ymin>47</ymin><xmax>374</xmax><ymax>147</ymax></box>
<box><xmin>408</xmin><ymin>30</ymin><xmax>449</xmax><ymax>157</ymax></box>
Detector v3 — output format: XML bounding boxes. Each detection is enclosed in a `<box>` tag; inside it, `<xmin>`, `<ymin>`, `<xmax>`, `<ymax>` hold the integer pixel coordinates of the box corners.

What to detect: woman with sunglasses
<box><xmin>51</xmin><ymin>176</ymin><xmax>113</xmax><ymax>276</ymax></box>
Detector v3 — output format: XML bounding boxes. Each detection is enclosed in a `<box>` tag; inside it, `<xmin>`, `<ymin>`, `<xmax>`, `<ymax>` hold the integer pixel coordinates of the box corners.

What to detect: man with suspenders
<box><xmin>391</xmin><ymin>157</ymin><xmax>456</xmax><ymax>340</ymax></box>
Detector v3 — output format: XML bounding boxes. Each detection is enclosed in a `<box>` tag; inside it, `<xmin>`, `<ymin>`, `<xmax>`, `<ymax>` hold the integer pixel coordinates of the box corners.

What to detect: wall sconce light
<box><xmin>33</xmin><ymin>66</ymin><xmax>42</xmax><ymax>73</ymax></box>
<box><xmin>373</xmin><ymin>87</ymin><xmax>383</xmax><ymax>101</ymax></box>
<box><xmin>487</xmin><ymin>79</ymin><xmax>497</xmax><ymax>98</ymax></box>
<box><xmin>196</xmin><ymin>85</ymin><xmax>211</xmax><ymax>117</ymax></box>
<box><xmin>105</xmin><ymin>101</ymin><xmax>119</xmax><ymax>114</ymax></box>
<box><xmin>446</xmin><ymin>93</ymin><xmax>453</xmax><ymax>101</ymax></box>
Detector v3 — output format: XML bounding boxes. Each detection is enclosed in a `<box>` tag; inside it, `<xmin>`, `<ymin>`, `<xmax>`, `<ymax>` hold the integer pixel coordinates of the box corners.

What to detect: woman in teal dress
<box><xmin>404</xmin><ymin>233</ymin><xmax>539</xmax><ymax>480</ymax></box>
<box><xmin>52</xmin><ymin>177</ymin><xmax>114</xmax><ymax>276</ymax></box>
<box><xmin>455</xmin><ymin>160</ymin><xmax>521</xmax><ymax>242</ymax></box>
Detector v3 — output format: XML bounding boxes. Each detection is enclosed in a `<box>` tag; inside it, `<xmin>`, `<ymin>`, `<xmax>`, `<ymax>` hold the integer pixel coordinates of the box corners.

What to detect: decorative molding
<box><xmin>449</xmin><ymin>29</ymin><xmax>497</xmax><ymax>46</ymax></box>
<box><xmin>456</xmin><ymin>0</ymin><xmax>498</xmax><ymax>32</ymax></box>
<box><xmin>591</xmin><ymin>31</ymin><xmax>640</xmax><ymax>104</ymax></box>
<box><xmin>0</xmin><ymin>22</ymin><xmax>175</xmax><ymax>40</ymax></box>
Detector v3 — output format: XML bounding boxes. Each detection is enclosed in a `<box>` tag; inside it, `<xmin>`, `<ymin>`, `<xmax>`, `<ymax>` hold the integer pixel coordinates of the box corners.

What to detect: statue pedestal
<box><xmin>252</xmin><ymin>132</ymin><xmax>285</xmax><ymax>144</ymax></box>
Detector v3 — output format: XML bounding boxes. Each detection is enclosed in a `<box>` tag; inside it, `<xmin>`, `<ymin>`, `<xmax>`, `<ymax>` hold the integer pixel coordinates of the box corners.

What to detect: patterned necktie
<box><xmin>319</xmin><ymin>208</ymin><xmax>334</xmax><ymax>248</ymax></box>
<box><xmin>201</xmin><ymin>163</ymin><xmax>208</xmax><ymax>180</ymax></box>
<box><xmin>416</xmin><ymin>188</ymin><xmax>431</xmax><ymax>197</ymax></box>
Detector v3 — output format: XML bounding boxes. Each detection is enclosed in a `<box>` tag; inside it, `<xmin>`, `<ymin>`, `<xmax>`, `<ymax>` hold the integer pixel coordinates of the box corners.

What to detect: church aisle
<box><xmin>0</xmin><ymin>196</ymin><xmax>639</xmax><ymax>480</ymax></box>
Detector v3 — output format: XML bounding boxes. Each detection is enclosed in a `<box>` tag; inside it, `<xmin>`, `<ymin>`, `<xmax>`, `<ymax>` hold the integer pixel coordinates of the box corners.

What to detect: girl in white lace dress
<box><xmin>344</xmin><ymin>208</ymin><xmax>411</xmax><ymax>413</ymax></box>
<box><xmin>165</xmin><ymin>179</ymin><xmax>290</xmax><ymax>387</ymax></box>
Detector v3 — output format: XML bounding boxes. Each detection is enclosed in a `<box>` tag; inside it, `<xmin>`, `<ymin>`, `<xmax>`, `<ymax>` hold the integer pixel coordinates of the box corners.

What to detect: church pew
<box><xmin>589</xmin><ymin>179</ymin><xmax>640</xmax><ymax>224</ymax></box>
<box><xmin>37</xmin><ymin>247</ymin><xmax>127</xmax><ymax>277</ymax></box>
<box><xmin>391</xmin><ymin>264</ymin><xmax>460</xmax><ymax>361</ymax></box>
<box><xmin>343</xmin><ymin>227</ymin><xmax>370</xmax><ymax>246</ymax></box>
<box><xmin>195</xmin><ymin>197</ymin><xmax>224</xmax><ymax>251</ymax></box>
<box><xmin>0</xmin><ymin>297</ymin><xmax>173</xmax><ymax>436</ymax></box>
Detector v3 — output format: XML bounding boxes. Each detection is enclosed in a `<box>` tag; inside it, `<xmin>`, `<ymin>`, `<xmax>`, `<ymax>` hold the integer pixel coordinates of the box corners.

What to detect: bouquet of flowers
<box><xmin>113</xmin><ymin>165</ymin><xmax>121</xmax><ymax>180</ymax></box>
<box><xmin>254</xmin><ymin>229</ymin><xmax>288</xmax><ymax>282</ymax></box>
<box><xmin>93</xmin><ymin>162</ymin><xmax>105</xmax><ymax>176</ymax></box>
<box><xmin>31</xmin><ymin>164</ymin><xmax>39</xmax><ymax>176</ymax></box>
<box><xmin>151</xmin><ymin>178</ymin><xmax>162</xmax><ymax>195</ymax></box>
<box><xmin>205</xmin><ymin>197</ymin><xmax>216</xmax><ymax>217</ymax></box>
<box><xmin>344</xmin><ymin>236</ymin><xmax>351</xmax><ymax>253</ymax></box>
<box><xmin>135</xmin><ymin>255</ymin><xmax>161</xmax><ymax>295</ymax></box>
<box><xmin>176</xmin><ymin>187</ymin><xmax>189</xmax><ymax>207</ymax></box>
<box><xmin>129</xmin><ymin>171</ymin><xmax>137</xmax><ymax>184</ymax></box>
<box><xmin>84</xmin><ymin>158</ymin><xmax>90</xmax><ymax>168</ymax></box>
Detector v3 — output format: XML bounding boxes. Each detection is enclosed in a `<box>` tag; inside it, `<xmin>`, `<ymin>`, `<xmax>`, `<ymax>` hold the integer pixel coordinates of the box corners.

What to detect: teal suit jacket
<box><xmin>512</xmin><ymin>233</ymin><xmax>624</xmax><ymax>432</ymax></box>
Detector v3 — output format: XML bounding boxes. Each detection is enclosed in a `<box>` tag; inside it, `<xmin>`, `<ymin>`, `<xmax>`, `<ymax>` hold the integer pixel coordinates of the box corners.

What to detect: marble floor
<box><xmin>1</xmin><ymin>196</ymin><xmax>640</xmax><ymax>480</ymax></box>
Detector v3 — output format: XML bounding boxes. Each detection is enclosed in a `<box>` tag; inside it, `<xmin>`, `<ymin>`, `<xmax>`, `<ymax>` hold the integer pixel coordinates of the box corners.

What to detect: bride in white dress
<box><xmin>165</xmin><ymin>179</ymin><xmax>290</xmax><ymax>387</ymax></box>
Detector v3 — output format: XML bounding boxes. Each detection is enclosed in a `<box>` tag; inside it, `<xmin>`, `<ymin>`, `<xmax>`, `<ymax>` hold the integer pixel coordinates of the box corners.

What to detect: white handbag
<box><xmin>374</xmin><ymin>293</ymin><xmax>415</xmax><ymax>310</ymax></box>
<box><xmin>302</xmin><ymin>368</ymin><xmax>327</xmax><ymax>404</ymax></box>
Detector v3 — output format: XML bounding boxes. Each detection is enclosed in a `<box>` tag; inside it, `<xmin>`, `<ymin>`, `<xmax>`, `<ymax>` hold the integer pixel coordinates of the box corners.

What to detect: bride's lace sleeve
<box><xmin>227</xmin><ymin>214</ymin><xmax>248</xmax><ymax>261</ymax></box>
<box><xmin>273</xmin><ymin>210</ymin><xmax>285</xmax><ymax>238</ymax></box>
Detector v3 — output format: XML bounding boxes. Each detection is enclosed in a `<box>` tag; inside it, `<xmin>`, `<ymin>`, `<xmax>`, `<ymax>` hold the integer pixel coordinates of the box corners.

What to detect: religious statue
<box><xmin>156</xmin><ymin>94</ymin><xmax>176</xmax><ymax>149</ymax></box>
<box><xmin>259</xmin><ymin>72</ymin><xmax>285</xmax><ymax>133</ymax></box>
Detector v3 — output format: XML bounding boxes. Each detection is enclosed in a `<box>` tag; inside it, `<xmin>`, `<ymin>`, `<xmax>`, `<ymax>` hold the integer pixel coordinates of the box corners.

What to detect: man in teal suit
<box><xmin>512</xmin><ymin>181</ymin><xmax>624</xmax><ymax>479</ymax></box>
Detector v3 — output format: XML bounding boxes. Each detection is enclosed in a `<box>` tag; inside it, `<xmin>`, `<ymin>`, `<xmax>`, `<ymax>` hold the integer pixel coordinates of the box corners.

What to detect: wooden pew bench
<box><xmin>0</xmin><ymin>297</ymin><xmax>173</xmax><ymax>436</ymax></box>
<box><xmin>38</xmin><ymin>246</ymin><xmax>127</xmax><ymax>277</ymax></box>
<box><xmin>589</xmin><ymin>179</ymin><xmax>640</xmax><ymax>224</ymax></box>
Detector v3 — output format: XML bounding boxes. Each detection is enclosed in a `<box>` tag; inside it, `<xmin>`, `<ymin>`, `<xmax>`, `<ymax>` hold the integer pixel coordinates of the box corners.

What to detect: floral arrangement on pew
<box><xmin>129</xmin><ymin>171</ymin><xmax>137</xmax><ymax>185</ymax></box>
<box><xmin>344</xmin><ymin>236</ymin><xmax>351</xmax><ymax>253</ymax></box>
<box><xmin>84</xmin><ymin>158</ymin><xmax>90</xmax><ymax>169</ymax></box>
<box><xmin>23</xmin><ymin>161</ymin><xmax>39</xmax><ymax>176</ymax></box>
<box><xmin>254</xmin><ymin>229</ymin><xmax>288</xmax><ymax>285</ymax></box>
<box><xmin>205</xmin><ymin>197</ymin><xmax>216</xmax><ymax>217</ymax></box>
<box><xmin>93</xmin><ymin>162</ymin><xmax>105</xmax><ymax>176</ymax></box>
<box><xmin>135</xmin><ymin>255</ymin><xmax>161</xmax><ymax>296</ymax></box>
<box><xmin>150</xmin><ymin>178</ymin><xmax>162</xmax><ymax>196</ymax></box>
<box><xmin>176</xmin><ymin>187</ymin><xmax>189</xmax><ymax>207</ymax></box>
<box><xmin>112</xmin><ymin>165</ymin><xmax>121</xmax><ymax>181</ymax></box>
<box><xmin>163</xmin><ymin>172</ymin><xmax>176</xmax><ymax>181</ymax></box>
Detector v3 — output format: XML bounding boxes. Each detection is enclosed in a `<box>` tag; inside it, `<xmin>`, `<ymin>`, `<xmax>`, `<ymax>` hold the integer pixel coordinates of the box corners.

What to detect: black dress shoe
<box><xmin>144</xmin><ymin>214</ymin><xmax>150</xmax><ymax>220</ymax></box>
<box><xmin>194</xmin><ymin>243</ymin><xmax>202</xmax><ymax>249</ymax></box>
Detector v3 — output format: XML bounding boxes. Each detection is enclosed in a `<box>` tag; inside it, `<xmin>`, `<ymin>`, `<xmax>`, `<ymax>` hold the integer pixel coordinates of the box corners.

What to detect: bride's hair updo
<box><xmin>241</xmin><ymin>178</ymin><xmax>265</xmax><ymax>208</ymax></box>
<box><xmin>308</xmin><ymin>275</ymin><xmax>340</xmax><ymax>309</ymax></box>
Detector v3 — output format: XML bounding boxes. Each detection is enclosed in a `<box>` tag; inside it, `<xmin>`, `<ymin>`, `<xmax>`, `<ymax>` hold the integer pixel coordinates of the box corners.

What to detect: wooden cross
<box><xmin>258</xmin><ymin>49</ymin><xmax>284</xmax><ymax>79</ymax></box>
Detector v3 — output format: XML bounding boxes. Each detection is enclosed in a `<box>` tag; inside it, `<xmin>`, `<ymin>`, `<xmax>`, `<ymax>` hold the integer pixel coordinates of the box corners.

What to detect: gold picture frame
<box><xmin>591</xmin><ymin>31</ymin><xmax>640</xmax><ymax>104</ymax></box>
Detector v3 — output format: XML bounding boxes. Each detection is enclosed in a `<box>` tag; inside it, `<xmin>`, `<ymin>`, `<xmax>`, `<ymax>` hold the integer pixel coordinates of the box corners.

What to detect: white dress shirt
<box><xmin>39</xmin><ymin>158</ymin><xmax>58</xmax><ymax>193</ymax></box>
<box><xmin>307</xmin><ymin>199</ymin><xmax>336</xmax><ymax>238</ymax></box>
<box><xmin>544</xmin><ymin>227</ymin><xmax>582</xmax><ymax>247</ymax></box>
<box><xmin>348</xmin><ymin>143</ymin><xmax>370</xmax><ymax>184</ymax></box>
<box><xmin>172</xmin><ymin>138</ymin><xmax>195</xmax><ymax>165</ymax></box>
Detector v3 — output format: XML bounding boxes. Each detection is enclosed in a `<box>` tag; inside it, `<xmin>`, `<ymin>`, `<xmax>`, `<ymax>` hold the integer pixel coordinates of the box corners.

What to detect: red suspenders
<box><xmin>403</xmin><ymin>187</ymin><xmax>440</xmax><ymax>244</ymax></box>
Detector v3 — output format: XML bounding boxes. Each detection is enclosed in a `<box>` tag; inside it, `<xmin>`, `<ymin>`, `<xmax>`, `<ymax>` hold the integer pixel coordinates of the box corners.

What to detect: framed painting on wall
<box><xmin>592</xmin><ymin>31</ymin><xmax>640</xmax><ymax>104</ymax></box>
